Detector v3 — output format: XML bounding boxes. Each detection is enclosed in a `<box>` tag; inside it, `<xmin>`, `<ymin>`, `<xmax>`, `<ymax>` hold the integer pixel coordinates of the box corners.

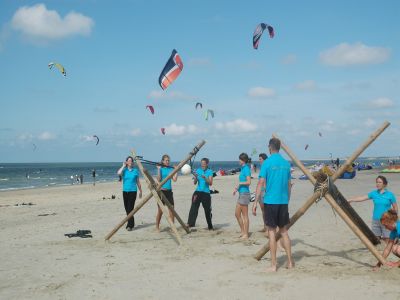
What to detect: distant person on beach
<box><xmin>117</xmin><ymin>156</ymin><xmax>143</xmax><ymax>231</ymax></box>
<box><xmin>80</xmin><ymin>174</ymin><xmax>83</xmax><ymax>184</ymax></box>
<box><xmin>70</xmin><ymin>175</ymin><xmax>74</xmax><ymax>185</ymax></box>
<box><xmin>253</xmin><ymin>153</ymin><xmax>268</xmax><ymax>232</ymax></box>
<box><xmin>254</xmin><ymin>138</ymin><xmax>294</xmax><ymax>272</ymax></box>
<box><xmin>233</xmin><ymin>153</ymin><xmax>251</xmax><ymax>239</ymax></box>
<box><xmin>375</xmin><ymin>209</ymin><xmax>400</xmax><ymax>269</ymax></box>
<box><xmin>92</xmin><ymin>169</ymin><xmax>96</xmax><ymax>186</ymax></box>
<box><xmin>187</xmin><ymin>158</ymin><xmax>214</xmax><ymax>230</ymax></box>
<box><xmin>335</xmin><ymin>158</ymin><xmax>340</xmax><ymax>169</ymax></box>
<box><xmin>156</xmin><ymin>154</ymin><xmax>178</xmax><ymax>232</ymax></box>
<box><xmin>348</xmin><ymin>175</ymin><xmax>397</xmax><ymax>242</ymax></box>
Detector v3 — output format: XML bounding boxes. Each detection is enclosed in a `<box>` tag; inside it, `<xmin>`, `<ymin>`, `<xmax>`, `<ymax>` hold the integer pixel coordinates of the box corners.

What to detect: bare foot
<box><xmin>240</xmin><ymin>235</ymin><xmax>249</xmax><ymax>240</ymax></box>
<box><xmin>265</xmin><ymin>265</ymin><xmax>277</xmax><ymax>272</ymax></box>
<box><xmin>155</xmin><ymin>227</ymin><xmax>160</xmax><ymax>233</ymax></box>
<box><xmin>286</xmin><ymin>262</ymin><xmax>295</xmax><ymax>269</ymax></box>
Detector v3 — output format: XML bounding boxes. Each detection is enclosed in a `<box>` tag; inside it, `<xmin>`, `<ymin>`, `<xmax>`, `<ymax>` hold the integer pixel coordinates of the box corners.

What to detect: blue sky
<box><xmin>0</xmin><ymin>0</ymin><xmax>399</xmax><ymax>162</ymax></box>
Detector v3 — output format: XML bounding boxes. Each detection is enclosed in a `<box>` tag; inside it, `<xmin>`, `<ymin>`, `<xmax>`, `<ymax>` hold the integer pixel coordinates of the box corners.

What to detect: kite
<box><xmin>305</xmin><ymin>144</ymin><xmax>309</xmax><ymax>151</ymax></box>
<box><xmin>318</xmin><ymin>132</ymin><xmax>322</xmax><ymax>137</ymax></box>
<box><xmin>195</xmin><ymin>102</ymin><xmax>203</xmax><ymax>110</ymax></box>
<box><xmin>146</xmin><ymin>105</ymin><xmax>155</xmax><ymax>115</ymax></box>
<box><xmin>204</xmin><ymin>109</ymin><xmax>214</xmax><ymax>121</ymax></box>
<box><xmin>161</xmin><ymin>128</ymin><xmax>166</xmax><ymax>135</ymax></box>
<box><xmin>253</xmin><ymin>23</ymin><xmax>274</xmax><ymax>49</ymax></box>
<box><xmin>93</xmin><ymin>135</ymin><xmax>99</xmax><ymax>145</ymax></box>
<box><xmin>48</xmin><ymin>62</ymin><xmax>66</xmax><ymax>77</ymax></box>
<box><xmin>32</xmin><ymin>143</ymin><xmax>37</xmax><ymax>151</ymax></box>
<box><xmin>251</xmin><ymin>148</ymin><xmax>257</xmax><ymax>156</ymax></box>
<box><xmin>158</xmin><ymin>49</ymin><xmax>183</xmax><ymax>90</ymax></box>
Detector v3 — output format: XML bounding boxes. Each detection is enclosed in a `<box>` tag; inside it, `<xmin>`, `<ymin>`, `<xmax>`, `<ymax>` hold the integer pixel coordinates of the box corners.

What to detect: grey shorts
<box><xmin>371</xmin><ymin>219</ymin><xmax>391</xmax><ymax>238</ymax></box>
<box><xmin>238</xmin><ymin>192</ymin><xmax>251</xmax><ymax>206</ymax></box>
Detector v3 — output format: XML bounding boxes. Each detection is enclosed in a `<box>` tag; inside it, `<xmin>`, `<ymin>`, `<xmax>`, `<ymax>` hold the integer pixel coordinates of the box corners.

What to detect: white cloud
<box><xmin>80</xmin><ymin>135</ymin><xmax>95</xmax><ymax>142</ymax></box>
<box><xmin>295</xmin><ymin>80</ymin><xmax>317</xmax><ymax>91</ymax></box>
<box><xmin>11</xmin><ymin>4</ymin><xmax>94</xmax><ymax>41</ymax></box>
<box><xmin>148</xmin><ymin>90</ymin><xmax>193</xmax><ymax>101</ymax></box>
<box><xmin>163</xmin><ymin>124</ymin><xmax>202</xmax><ymax>136</ymax></box>
<box><xmin>364</xmin><ymin>118</ymin><xmax>377</xmax><ymax>128</ymax></box>
<box><xmin>247</xmin><ymin>87</ymin><xmax>276</xmax><ymax>99</ymax></box>
<box><xmin>215</xmin><ymin>119</ymin><xmax>257</xmax><ymax>133</ymax></box>
<box><xmin>129</xmin><ymin>128</ymin><xmax>141</xmax><ymax>136</ymax></box>
<box><xmin>320</xmin><ymin>42</ymin><xmax>391</xmax><ymax>66</ymax></box>
<box><xmin>187</xmin><ymin>57</ymin><xmax>211</xmax><ymax>67</ymax></box>
<box><xmin>38</xmin><ymin>131</ymin><xmax>56</xmax><ymax>140</ymax></box>
<box><xmin>282</xmin><ymin>54</ymin><xmax>297</xmax><ymax>65</ymax></box>
<box><xmin>18</xmin><ymin>133</ymin><xmax>34</xmax><ymax>141</ymax></box>
<box><xmin>367</xmin><ymin>97</ymin><xmax>395</xmax><ymax>109</ymax></box>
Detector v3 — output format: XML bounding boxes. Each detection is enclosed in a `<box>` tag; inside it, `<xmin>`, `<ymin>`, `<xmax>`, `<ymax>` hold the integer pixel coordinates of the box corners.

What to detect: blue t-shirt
<box><xmin>238</xmin><ymin>164</ymin><xmax>251</xmax><ymax>193</ymax></box>
<box><xmin>389</xmin><ymin>221</ymin><xmax>400</xmax><ymax>240</ymax></box>
<box><xmin>259</xmin><ymin>153</ymin><xmax>291</xmax><ymax>205</ymax></box>
<box><xmin>367</xmin><ymin>189</ymin><xmax>397</xmax><ymax>220</ymax></box>
<box><xmin>122</xmin><ymin>168</ymin><xmax>139</xmax><ymax>192</ymax></box>
<box><xmin>160</xmin><ymin>167</ymin><xmax>173</xmax><ymax>190</ymax></box>
<box><xmin>195</xmin><ymin>168</ymin><xmax>213</xmax><ymax>193</ymax></box>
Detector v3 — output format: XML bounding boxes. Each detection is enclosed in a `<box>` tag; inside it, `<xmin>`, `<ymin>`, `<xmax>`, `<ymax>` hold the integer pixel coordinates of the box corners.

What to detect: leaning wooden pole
<box><xmin>254</xmin><ymin>122</ymin><xmax>390</xmax><ymax>260</ymax></box>
<box><xmin>134</xmin><ymin>150</ymin><xmax>183</xmax><ymax>245</ymax></box>
<box><xmin>105</xmin><ymin>140</ymin><xmax>206</xmax><ymax>241</ymax></box>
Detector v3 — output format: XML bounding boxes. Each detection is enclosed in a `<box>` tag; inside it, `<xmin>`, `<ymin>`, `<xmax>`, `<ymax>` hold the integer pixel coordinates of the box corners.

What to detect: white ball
<box><xmin>181</xmin><ymin>164</ymin><xmax>192</xmax><ymax>175</ymax></box>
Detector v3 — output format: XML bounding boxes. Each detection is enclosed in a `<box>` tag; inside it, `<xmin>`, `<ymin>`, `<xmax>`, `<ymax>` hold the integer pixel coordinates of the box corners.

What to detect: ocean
<box><xmin>0</xmin><ymin>158</ymin><xmax>393</xmax><ymax>191</ymax></box>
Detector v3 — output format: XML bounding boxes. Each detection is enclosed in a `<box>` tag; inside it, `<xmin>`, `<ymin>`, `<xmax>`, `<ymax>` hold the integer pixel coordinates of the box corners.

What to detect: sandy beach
<box><xmin>0</xmin><ymin>169</ymin><xmax>399</xmax><ymax>299</ymax></box>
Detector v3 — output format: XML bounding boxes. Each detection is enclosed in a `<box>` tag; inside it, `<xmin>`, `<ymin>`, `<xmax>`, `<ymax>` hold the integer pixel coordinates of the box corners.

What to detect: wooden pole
<box><xmin>134</xmin><ymin>150</ymin><xmax>183</xmax><ymax>245</ymax></box>
<box><xmin>105</xmin><ymin>140</ymin><xmax>206</xmax><ymax>241</ymax></box>
<box><xmin>254</xmin><ymin>122</ymin><xmax>390</xmax><ymax>260</ymax></box>
<box><xmin>143</xmin><ymin>169</ymin><xmax>190</xmax><ymax>234</ymax></box>
<box><xmin>279</xmin><ymin>137</ymin><xmax>386</xmax><ymax>264</ymax></box>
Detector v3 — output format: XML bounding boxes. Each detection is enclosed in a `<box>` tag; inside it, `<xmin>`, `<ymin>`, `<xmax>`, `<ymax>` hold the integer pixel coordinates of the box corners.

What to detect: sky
<box><xmin>0</xmin><ymin>0</ymin><xmax>399</xmax><ymax>162</ymax></box>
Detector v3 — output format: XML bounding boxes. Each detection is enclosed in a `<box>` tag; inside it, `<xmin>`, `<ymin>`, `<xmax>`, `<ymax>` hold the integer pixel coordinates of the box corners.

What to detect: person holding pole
<box><xmin>156</xmin><ymin>154</ymin><xmax>178</xmax><ymax>232</ymax></box>
<box><xmin>233</xmin><ymin>153</ymin><xmax>251</xmax><ymax>239</ymax></box>
<box><xmin>348</xmin><ymin>175</ymin><xmax>397</xmax><ymax>242</ymax></box>
<box><xmin>187</xmin><ymin>158</ymin><xmax>214</xmax><ymax>230</ymax></box>
<box><xmin>254</xmin><ymin>138</ymin><xmax>294</xmax><ymax>272</ymax></box>
<box><xmin>117</xmin><ymin>156</ymin><xmax>142</xmax><ymax>231</ymax></box>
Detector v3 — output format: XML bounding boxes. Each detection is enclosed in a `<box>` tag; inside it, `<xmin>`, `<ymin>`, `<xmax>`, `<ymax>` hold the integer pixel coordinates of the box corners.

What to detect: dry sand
<box><xmin>1</xmin><ymin>169</ymin><xmax>400</xmax><ymax>299</ymax></box>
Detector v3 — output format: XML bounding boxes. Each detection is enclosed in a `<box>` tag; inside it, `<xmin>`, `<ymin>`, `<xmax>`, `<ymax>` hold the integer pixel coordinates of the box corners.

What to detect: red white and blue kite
<box><xmin>253</xmin><ymin>23</ymin><xmax>274</xmax><ymax>49</ymax></box>
<box><xmin>158</xmin><ymin>49</ymin><xmax>183</xmax><ymax>90</ymax></box>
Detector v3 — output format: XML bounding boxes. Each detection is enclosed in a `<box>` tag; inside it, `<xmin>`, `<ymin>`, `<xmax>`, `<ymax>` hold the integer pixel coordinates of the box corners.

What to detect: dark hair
<box><xmin>201</xmin><ymin>158</ymin><xmax>209</xmax><ymax>164</ymax></box>
<box><xmin>259</xmin><ymin>153</ymin><xmax>268</xmax><ymax>160</ymax></box>
<box><xmin>126</xmin><ymin>156</ymin><xmax>134</xmax><ymax>162</ymax></box>
<box><xmin>239</xmin><ymin>153</ymin><xmax>249</xmax><ymax>163</ymax></box>
<box><xmin>376</xmin><ymin>175</ymin><xmax>388</xmax><ymax>185</ymax></box>
<box><xmin>268</xmin><ymin>138</ymin><xmax>281</xmax><ymax>151</ymax></box>
<box><xmin>161</xmin><ymin>154</ymin><xmax>170</xmax><ymax>163</ymax></box>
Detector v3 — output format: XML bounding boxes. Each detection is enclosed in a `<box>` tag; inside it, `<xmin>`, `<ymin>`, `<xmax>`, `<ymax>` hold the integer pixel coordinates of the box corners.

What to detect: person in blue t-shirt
<box><xmin>348</xmin><ymin>175</ymin><xmax>398</xmax><ymax>241</ymax></box>
<box><xmin>117</xmin><ymin>156</ymin><xmax>142</xmax><ymax>231</ymax></box>
<box><xmin>233</xmin><ymin>153</ymin><xmax>252</xmax><ymax>239</ymax></box>
<box><xmin>187</xmin><ymin>158</ymin><xmax>214</xmax><ymax>230</ymax></box>
<box><xmin>254</xmin><ymin>138</ymin><xmax>293</xmax><ymax>272</ymax></box>
<box><xmin>254</xmin><ymin>153</ymin><xmax>268</xmax><ymax>232</ymax></box>
<box><xmin>156</xmin><ymin>154</ymin><xmax>178</xmax><ymax>232</ymax></box>
<box><xmin>373</xmin><ymin>209</ymin><xmax>400</xmax><ymax>269</ymax></box>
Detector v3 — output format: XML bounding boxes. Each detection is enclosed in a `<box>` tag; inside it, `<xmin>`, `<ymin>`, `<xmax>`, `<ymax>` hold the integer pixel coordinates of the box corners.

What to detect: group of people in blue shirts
<box><xmin>117</xmin><ymin>137</ymin><xmax>400</xmax><ymax>271</ymax></box>
<box><xmin>117</xmin><ymin>154</ymin><xmax>215</xmax><ymax>232</ymax></box>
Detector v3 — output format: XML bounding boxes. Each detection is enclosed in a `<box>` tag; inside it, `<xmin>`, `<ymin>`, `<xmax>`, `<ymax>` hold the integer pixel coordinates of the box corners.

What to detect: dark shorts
<box><xmin>161</xmin><ymin>190</ymin><xmax>174</xmax><ymax>206</ymax></box>
<box><xmin>264</xmin><ymin>204</ymin><xmax>289</xmax><ymax>229</ymax></box>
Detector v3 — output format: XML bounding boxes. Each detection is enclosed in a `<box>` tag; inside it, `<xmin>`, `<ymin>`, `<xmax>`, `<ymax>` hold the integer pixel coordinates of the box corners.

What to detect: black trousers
<box><xmin>187</xmin><ymin>191</ymin><xmax>213</xmax><ymax>229</ymax></box>
<box><xmin>123</xmin><ymin>191</ymin><xmax>137</xmax><ymax>228</ymax></box>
